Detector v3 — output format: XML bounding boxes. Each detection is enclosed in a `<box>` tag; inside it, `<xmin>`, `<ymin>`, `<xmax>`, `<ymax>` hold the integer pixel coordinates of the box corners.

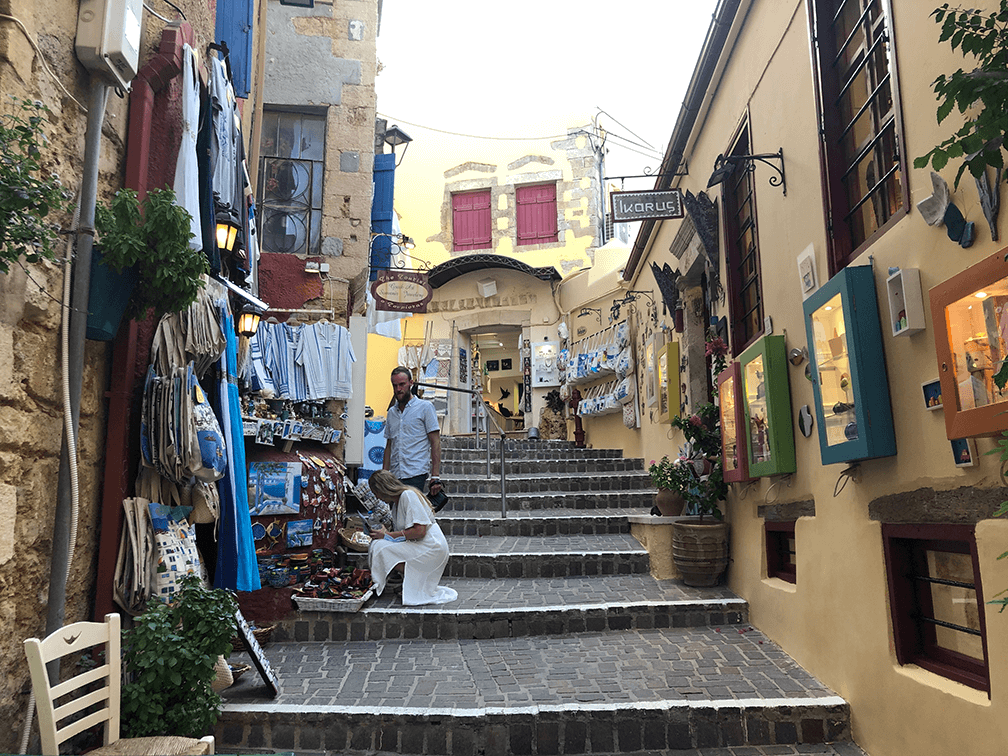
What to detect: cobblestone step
<box><xmin>442</xmin><ymin>534</ymin><xmax>650</xmax><ymax>578</ymax></box>
<box><xmin>437</xmin><ymin>507</ymin><xmax>648</xmax><ymax>537</ymax></box>
<box><xmin>443</xmin><ymin>489</ymin><xmax>656</xmax><ymax>511</ymax></box>
<box><xmin>438</xmin><ymin>471</ymin><xmax>654</xmax><ymax>495</ymax></box>
<box><xmin>441</xmin><ymin>457</ymin><xmax>646</xmax><ymax>475</ymax></box>
<box><xmin>441</xmin><ymin>445</ymin><xmax>626</xmax><ymax>461</ymax></box>
<box><xmin>218</xmin><ymin>627</ymin><xmax>850</xmax><ymax>754</ymax></box>
<box><xmin>270</xmin><ymin>576</ymin><xmax>747</xmax><ymax>643</ymax></box>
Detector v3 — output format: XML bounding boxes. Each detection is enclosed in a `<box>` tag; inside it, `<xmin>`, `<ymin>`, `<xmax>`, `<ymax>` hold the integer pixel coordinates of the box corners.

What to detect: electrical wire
<box><xmin>0</xmin><ymin>15</ymin><xmax>86</xmax><ymax>111</ymax></box>
<box><xmin>142</xmin><ymin>2</ymin><xmax>172</xmax><ymax>22</ymax></box>
<box><xmin>377</xmin><ymin>113</ymin><xmax>573</xmax><ymax>142</ymax></box>
<box><xmin>595</xmin><ymin>107</ymin><xmax>656</xmax><ymax>151</ymax></box>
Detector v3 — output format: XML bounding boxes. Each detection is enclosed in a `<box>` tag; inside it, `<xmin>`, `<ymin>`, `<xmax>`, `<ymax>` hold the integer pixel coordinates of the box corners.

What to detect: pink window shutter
<box><xmin>517</xmin><ymin>184</ymin><xmax>557</xmax><ymax>245</ymax></box>
<box><xmin>453</xmin><ymin>190</ymin><xmax>492</xmax><ymax>251</ymax></box>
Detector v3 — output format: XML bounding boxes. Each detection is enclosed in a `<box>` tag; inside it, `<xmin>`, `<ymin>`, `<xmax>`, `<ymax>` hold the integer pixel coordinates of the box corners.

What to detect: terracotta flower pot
<box><xmin>654</xmin><ymin>488</ymin><xmax>685</xmax><ymax>517</ymax></box>
<box><xmin>672</xmin><ymin>518</ymin><xmax>730</xmax><ymax>587</ymax></box>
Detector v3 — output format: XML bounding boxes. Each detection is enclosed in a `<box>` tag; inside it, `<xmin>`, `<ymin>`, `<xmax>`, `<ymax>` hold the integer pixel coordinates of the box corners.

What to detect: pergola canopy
<box><xmin>427</xmin><ymin>253</ymin><xmax>561</xmax><ymax>289</ymax></box>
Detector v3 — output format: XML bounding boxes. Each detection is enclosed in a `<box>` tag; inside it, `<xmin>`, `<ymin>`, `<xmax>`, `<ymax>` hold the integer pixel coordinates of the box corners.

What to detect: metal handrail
<box><xmin>413</xmin><ymin>381</ymin><xmax>509</xmax><ymax>518</ymax></box>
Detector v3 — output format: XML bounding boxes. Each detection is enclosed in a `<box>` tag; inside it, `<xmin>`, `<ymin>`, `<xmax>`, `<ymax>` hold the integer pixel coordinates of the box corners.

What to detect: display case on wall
<box><xmin>930</xmin><ymin>247</ymin><xmax>1008</xmax><ymax>438</ymax></box>
<box><xmin>803</xmin><ymin>264</ymin><xmax>896</xmax><ymax>464</ymax></box>
<box><xmin>657</xmin><ymin>341</ymin><xmax>680</xmax><ymax>423</ymax></box>
<box><xmin>718</xmin><ymin>361</ymin><xmax>751</xmax><ymax>483</ymax></box>
<box><xmin>739</xmin><ymin>334</ymin><xmax>795</xmax><ymax>477</ymax></box>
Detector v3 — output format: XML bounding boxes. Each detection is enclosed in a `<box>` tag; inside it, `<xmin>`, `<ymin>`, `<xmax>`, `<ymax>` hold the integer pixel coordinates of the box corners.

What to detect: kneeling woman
<box><xmin>367</xmin><ymin>470</ymin><xmax>458</xmax><ymax>606</ymax></box>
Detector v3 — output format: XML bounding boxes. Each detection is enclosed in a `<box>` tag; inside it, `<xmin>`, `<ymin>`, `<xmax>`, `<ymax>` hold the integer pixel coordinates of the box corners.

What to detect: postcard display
<box><xmin>739</xmin><ymin>334</ymin><xmax>796</xmax><ymax>477</ymax></box>
<box><xmin>802</xmin><ymin>265</ymin><xmax>896</xmax><ymax>464</ymax></box>
<box><xmin>241</xmin><ymin>392</ymin><xmax>348</xmax><ymax>593</ymax></box>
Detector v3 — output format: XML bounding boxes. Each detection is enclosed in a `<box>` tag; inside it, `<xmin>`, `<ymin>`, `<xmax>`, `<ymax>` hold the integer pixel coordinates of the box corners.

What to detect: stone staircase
<box><xmin>217</xmin><ymin>438</ymin><xmax>862</xmax><ymax>755</ymax></box>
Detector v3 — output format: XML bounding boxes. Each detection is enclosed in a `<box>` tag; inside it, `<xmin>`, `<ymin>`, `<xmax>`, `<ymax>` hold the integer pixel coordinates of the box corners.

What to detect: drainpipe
<box><xmin>47</xmin><ymin>78</ymin><xmax>108</xmax><ymax>638</ymax></box>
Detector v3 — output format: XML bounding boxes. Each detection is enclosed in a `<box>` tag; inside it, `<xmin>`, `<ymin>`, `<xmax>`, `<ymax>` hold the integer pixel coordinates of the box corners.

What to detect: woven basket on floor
<box><xmin>210</xmin><ymin>654</ymin><xmax>232</xmax><ymax>692</ymax></box>
<box><xmin>339</xmin><ymin>527</ymin><xmax>371</xmax><ymax>553</ymax></box>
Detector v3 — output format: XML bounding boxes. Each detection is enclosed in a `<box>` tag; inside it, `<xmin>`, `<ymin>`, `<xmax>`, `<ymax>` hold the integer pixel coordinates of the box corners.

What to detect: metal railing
<box><xmin>413</xmin><ymin>381</ymin><xmax>509</xmax><ymax>518</ymax></box>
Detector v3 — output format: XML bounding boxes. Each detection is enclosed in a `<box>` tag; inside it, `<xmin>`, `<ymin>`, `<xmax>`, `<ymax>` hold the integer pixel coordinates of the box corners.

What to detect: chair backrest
<box><xmin>23</xmin><ymin>613</ymin><xmax>122</xmax><ymax>756</ymax></box>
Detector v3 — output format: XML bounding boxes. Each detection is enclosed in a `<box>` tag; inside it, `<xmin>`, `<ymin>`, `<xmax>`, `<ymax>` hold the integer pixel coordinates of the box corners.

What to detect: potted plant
<box><xmin>91</xmin><ymin>187</ymin><xmax>207</xmax><ymax>338</ymax></box>
<box><xmin>664</xmin><ymin>333</ymin><xmax>732</xmax><ymax>586</ymax></box>
<box><xmin>121</xmin><ymin>574</ymin><xmax>238</xmax><ymax>739</ymax></box>
<box><xmin>647</xmin><ymin>455</ymin><xmax>686</xmax><ymax>516</ymax></box>
<box><xmin>0</xmin><ymin>98</ymin><xmax>71</xmax><ymax>274</ymax></box>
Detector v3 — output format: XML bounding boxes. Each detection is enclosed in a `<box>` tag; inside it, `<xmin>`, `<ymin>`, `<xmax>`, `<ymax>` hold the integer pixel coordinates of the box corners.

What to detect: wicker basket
<box><xmin>229</xmin><ymin>663</ymin><xmax>252</xmax><ymax>682</ymax></box>
<box><xmin>293</xmin><ymin>585</ymin><xmax>375</xmax><ymax>612</ymax></box>
<box><xmin>339</xmin><ymin>527</ymin><xmax>372</xmax><ymax>553</ymax></box>
<box><xmin>231</xmin><ymin>623</ymin><xmax>274</xmax><ymax>650</ymax></box>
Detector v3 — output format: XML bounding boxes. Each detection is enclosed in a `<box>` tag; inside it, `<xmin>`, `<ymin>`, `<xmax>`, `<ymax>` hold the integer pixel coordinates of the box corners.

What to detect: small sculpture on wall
<box><xmin>916</xmin><ymin>170</ymin><xmax>975</xmax><ymax>248</ymax></box>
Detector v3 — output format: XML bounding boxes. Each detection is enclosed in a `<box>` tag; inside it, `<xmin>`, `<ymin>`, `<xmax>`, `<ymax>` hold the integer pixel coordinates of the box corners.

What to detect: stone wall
<box><xmin>0</xmin><ymin>0</ymin><xmax>217</xmax><ymax>750</ymax></box>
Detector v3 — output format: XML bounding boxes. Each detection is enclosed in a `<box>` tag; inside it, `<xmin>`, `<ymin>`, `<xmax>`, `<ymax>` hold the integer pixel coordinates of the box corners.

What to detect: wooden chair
<box><xmin>23</xmin><ymin>613</ymin><xmax>214</xmax><ymax>756</ymax></box>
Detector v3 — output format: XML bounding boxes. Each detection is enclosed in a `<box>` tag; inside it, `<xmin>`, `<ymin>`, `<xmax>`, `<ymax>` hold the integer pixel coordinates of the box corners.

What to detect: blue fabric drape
<box><xmin>213</xmin><ymin>301</ymin><xmax>260</xmax><ymax>591</ymax></box>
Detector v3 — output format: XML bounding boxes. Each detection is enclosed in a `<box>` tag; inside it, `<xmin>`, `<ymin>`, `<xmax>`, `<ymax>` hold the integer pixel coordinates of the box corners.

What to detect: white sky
<box><xmin>375</xmin><ymin>0</ymin><xmax>721</xmax><ymax>186</ymax></box>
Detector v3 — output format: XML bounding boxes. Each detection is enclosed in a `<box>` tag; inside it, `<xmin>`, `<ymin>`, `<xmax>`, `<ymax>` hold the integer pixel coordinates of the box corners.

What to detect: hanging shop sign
<box><xmin>371</xmin><ymin>270</ymin><xmax>433</xmax><ymax>313</ymax></box>
<box><xmin>610</xmin><ymin>189</ymin><xmax>684</xmax><ymax>223</ymax></box>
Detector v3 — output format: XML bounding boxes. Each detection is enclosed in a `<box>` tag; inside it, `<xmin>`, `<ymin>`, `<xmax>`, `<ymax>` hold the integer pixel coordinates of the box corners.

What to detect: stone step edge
<box><xmin>360</xmin><ymin>598</ymin><xmax>747</xmax><ymax>617</ymax></box>
<box><xmin>448</xmin><ymin>548</ymin><xmax>649</xmax><ymax>557</ymax></box>
<box><xmin>221</xmin><ymin>695</ymin><xmax>848</xmax><ymax>718</ymax></box>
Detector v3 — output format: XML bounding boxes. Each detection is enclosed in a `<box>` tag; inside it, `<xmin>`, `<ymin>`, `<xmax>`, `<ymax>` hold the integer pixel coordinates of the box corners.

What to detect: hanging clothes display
<box><xmin>296</xmin><ymin>321</ymin><xmax>356</xmax><ymax>400</ymax></box>
<box><xmin>196</xmin><ymin>62</ymin><xmax>219</xmax><ymax>274</ymax></box>
<box><xmin>212</xmin><ymin>297</ymin><xmax>261</xmax><ymax>592</ymax></box>
<box><xmin>173</xmin><ymin>43</ymin><xmax>202</xmax><ymax>253</ymax></box>
<box><xmin>209</xmin><ymin>56</ymin><xmax>239</xmax><ymax>216</ymax></box>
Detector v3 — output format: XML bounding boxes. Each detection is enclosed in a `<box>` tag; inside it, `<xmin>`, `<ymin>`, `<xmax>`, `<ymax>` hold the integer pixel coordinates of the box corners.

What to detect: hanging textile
<box><xmin>211</xmin><ymin>297</ymin><xmax>260</xmax><ymax>591</ymax></box>
<box><xmin>209</xmin><ymin>56</ymin><xmax>239</xmax><ymax>214</ymax></box>
<box><xmin>173</xmin><ymin>44</ymin><xmax>202</xmax><ymax>253</ymax></box>
<box><xmin>196</xmin><ymin>66</ymin><xmax>219</xmax><ymax>274</ymax></box>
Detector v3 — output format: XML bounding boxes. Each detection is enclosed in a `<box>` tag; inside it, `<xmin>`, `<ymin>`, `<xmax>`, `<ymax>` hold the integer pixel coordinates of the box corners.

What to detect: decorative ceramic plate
<box><xmin>251</xmin><ymin>522</ymin><xmax>267</xmax><ymax>541</ymax></box>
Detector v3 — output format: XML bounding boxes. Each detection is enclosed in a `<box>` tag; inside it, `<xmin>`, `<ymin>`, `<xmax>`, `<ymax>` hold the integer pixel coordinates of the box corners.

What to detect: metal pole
<box><xmin>499</xmin><ymin>434</ymin><xmax>506</xmax><ymax>518</ymax></box>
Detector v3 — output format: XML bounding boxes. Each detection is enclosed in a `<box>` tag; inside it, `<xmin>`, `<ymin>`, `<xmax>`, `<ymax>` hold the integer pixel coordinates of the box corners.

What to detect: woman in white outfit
<box><xmin>367</xmin><ymin>470</ymin><xmax>458</xmax><ymax>606</ymax></box>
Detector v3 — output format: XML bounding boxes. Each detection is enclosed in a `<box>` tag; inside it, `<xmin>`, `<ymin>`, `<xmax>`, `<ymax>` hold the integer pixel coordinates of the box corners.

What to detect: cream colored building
<box><xmin>364</xmin><ymin>119</ymin><xmax>605</xmax><ymax>431</ymax></box>
<box><xmin>572</xmin><ymin>2</ymin><xmax>1008</xmax><ymax>755</ymax></box>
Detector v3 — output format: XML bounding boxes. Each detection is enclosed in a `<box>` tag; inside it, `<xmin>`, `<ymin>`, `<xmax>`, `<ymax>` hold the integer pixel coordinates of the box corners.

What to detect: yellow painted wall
<box><xmin>619</xmin><ymin>1</ymin><xmax>1008</xmax><ymax>755</ymax></box>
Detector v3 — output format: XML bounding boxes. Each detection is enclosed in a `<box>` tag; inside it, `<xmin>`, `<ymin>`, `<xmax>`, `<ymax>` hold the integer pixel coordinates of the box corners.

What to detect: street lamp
<box><xmin>216</xmin><ymin>208</ymin><xmax>242</xmax><ymax>255</ymax></box>
<box><xmin>383</xmin><ymin>124</ymin><xmax>412</xmax><ymax>166</ymax></box>
<box><xmin>237</xmin><ymin>303</ymin><xmax>263</xmax><ymax>337</ymax></box>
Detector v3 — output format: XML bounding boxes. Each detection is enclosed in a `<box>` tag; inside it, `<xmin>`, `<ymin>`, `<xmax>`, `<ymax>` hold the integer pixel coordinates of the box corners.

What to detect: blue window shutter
<box><xmin>371</xmin><ymin>153</ymin><xmax>396</xmax><ymax>280</ymax></box>
<box><xmin>214</xmin><ymin>0</ymin><xmax>253</xmax><ymax>98</ymax></box>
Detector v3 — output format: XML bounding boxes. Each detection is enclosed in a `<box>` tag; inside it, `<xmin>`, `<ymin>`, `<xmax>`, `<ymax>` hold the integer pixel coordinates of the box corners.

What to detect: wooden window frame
<box><xmin>452</xmin><ymin>189</ymin><xmax>492</xmax><ymax>252</ymax></box>
<box><xmin>766</xmin><ymin>520</ymin><xmax>797</xmax><ymax>583</ymax></box>
<box><xmin>516</xmin><ymin>182</ymin><xmax>559</xmax><ymax>246</ymax></box>
<box><xmin>807</xmin><ymin>0</ymin><xmax>909</xmax><ymax>276</ymax></box>
<box><xmin>882</xmin><ymin>523</ymin><xmax>990</xmax><ymax>693</ymax></box>
<box><xmin>722</xmin><ymin>120</ymin><xmax>765</xmax><ymax>357</ymax></box>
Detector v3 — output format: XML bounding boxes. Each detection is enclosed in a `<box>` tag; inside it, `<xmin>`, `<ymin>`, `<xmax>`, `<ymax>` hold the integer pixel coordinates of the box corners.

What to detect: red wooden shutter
<box><xmin>452</xmin><ymin>190</ymin><xmax>492</xmax><ymax>251</ymax></box>
<box><xmin>516</xmin><ymin>184</ymin><xmax>558</xmax><ymax>246</ymax></box>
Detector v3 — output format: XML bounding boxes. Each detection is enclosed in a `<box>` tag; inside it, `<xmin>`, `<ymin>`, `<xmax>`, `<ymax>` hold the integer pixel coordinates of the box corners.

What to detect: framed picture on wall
<box><xmin>951</xmin><ymin>438</ymin><xmax>977</xmax><ymax>468</ymax></box>
<box><xmin>501</xmin><ymin>358</ymin><xmax>513</xmax><ymax>371</ymax></box>
<box><xmin>922</xmin><ymin>379</ymin><xmax>943</xmax><ymax>410</ymax></box>
<box><xmin>486</xmin><ymin>359</ymin><xmax>499</xmax><ymax>372</ymax></box>
<box><xmin>644</xmin><ymin>334</ymin><xmax>658</xmax><ymax>407</ymax></box>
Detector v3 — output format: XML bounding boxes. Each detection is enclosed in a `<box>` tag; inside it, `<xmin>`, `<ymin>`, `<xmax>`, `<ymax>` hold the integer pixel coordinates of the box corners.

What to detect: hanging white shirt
<box><xmin>296</xmin><ymin>321</ymin><xmax>356</xmax><ymax>400</ymax></box>
<box><xmin>173</xmin><ymin>44</ymin><xmax>201</xmax><ymax>252</ymax></box>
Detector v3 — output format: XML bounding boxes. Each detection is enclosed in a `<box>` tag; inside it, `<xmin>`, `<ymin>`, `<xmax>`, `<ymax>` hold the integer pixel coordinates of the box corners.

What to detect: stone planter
<box><xmin>672</xmin><ymin>518</ymin><xmax>729</xmax><ymax>587</ymax></box>
<box><xmin>653</xmin><ymin>488</ymin><xmax>685</xmax><ymax>517</ymax></box>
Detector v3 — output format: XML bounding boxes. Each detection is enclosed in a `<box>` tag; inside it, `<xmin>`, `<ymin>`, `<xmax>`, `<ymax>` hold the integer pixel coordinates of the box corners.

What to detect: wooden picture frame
<box><xmin>486</xmin><ymin>359</ymin><xmax>499</xmax><ymax>372</ymax></box>
<box><xmin>501</xmin><ymin>358</ymin><xmax>513</xmax><ymax>371</ymax></box>
<box><xmin>644</xmin><ymin>334</ymin><xmax>658</xmax><ymax>407</ymax></box>
<box><xmin>657</xmin><ymin>341</ymin><xmax>680</xmax><ymax>424</ymax></box>
<box><xmin>922</xmin><ymin>379</ymin><xmax>943</xmax><ymax>411</ymax></box>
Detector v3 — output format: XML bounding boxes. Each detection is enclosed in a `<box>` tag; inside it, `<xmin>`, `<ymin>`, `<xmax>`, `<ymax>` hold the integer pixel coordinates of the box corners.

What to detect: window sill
<box><xmin>892</xmin><ymin>661</ymin><xmax>991</xmax><ymax>704</ymax></box>
<box><xmin>761</xmin><ymin>576</ymin><xmax>797</xmax><ymax>594</ymax></box>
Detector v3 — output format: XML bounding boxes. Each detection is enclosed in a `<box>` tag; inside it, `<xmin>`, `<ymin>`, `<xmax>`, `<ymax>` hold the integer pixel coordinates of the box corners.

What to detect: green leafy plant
<box><xmin>914</xmin><ymin>3</ymin><xmax>1008</xmax><ymax>189</ymax></box>
<box><xmin>0</xmin><ymin>98</ymin><xmax>71</xmax><ymax>273</ymax></box>
<box><xmin>651</xmin><ymin>402</ymin><xmax>727</xmax><ymax>521</ymax></box>
<box><xmin>95</xmin><ymin>187</ymin><xmax>207</xmax><ymax>319</ymax></box>
<box><xmin>121</xmin><ymin>574</ymin><xmax>238</xmax><ymax>739</ymax></box>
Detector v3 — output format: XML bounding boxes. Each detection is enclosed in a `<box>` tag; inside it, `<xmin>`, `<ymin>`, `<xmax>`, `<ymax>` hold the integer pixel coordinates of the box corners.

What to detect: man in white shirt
<box><xmin>383</xmin><ymin>367</ymin><xmax>445</xmax><ymax>509</ymax></box>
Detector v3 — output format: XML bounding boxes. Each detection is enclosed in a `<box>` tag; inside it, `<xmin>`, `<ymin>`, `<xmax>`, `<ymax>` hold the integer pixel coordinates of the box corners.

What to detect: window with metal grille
<box><xmin>882</xmin><ymin>523</ymin><xmax>990</xmax><ymax>693</ymax></box>
<box><xmin>809</xmin><ymin>0</ymin><xmax>908</xmax><ymax>273</ymax></box>
<box><xmin>723</xmin><ymin>124</ymin><xmax>764</xmax><ymax>355</ymax></box>
<box><xmin>766</xmin><ymin>520</ymin><xmax>796</xmax><ymax>583</ymax></box>
<box><xmin>257</xmin><ymin>110</ymin><xmax>325</xmax><ymax>256</ymax></box>
<box><xmin>516</xmin><ymin>183</ymin><xmax>558</xmax><ymax>246</ymax></box>
<box><xmin>452</xmin><ymin>189</ymin><xmax>492</xmax><ymax>252</ymax></box>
